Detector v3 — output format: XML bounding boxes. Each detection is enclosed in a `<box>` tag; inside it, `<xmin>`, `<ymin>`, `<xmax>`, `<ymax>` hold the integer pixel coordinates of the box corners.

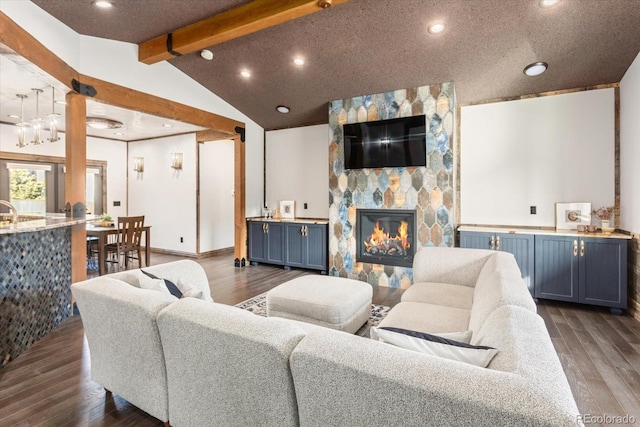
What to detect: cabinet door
<box><xmin>459</xmin><ymin>231</ymin><xmax>494</xmax><ymax>250</ymax></box>
<box><xmin>579</xmin><ymin>238</ymin><xmax>627</xmax><ymax>308</ymax></box>
<box><xmin>266</xmin><ymin>222</ymin><xmax>285</xmax><ymax>264</ymax></box>
<box><xmin>284</xmin><ymin>223</ymin><xmax>305</xmax><ymax>268</ymax></box>
<box><xmin>305</xmin><ymin>224</ymin><xmax>327</xmax><ymax>271</ymax></box>
<box><xmin>534</xmin><ymin>235</ymin><xmax>579</xmax><ymax>302</ymax></box>
<box><xmin>497</xmin><ymin>233</ymin><xmax>535</xmax><ymax>296</ymax></box>
<box><xmin>248</xmin><ymin>222</ymin><xmax>267</xmax><ymax>263</ymax></box>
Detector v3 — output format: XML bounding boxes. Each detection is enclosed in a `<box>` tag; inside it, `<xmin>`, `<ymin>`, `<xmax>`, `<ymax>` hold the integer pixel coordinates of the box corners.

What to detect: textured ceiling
<box><xmin>31</xmin><ymin>0</ymin><xmax>640</xmax><ymax>131</ymax></box>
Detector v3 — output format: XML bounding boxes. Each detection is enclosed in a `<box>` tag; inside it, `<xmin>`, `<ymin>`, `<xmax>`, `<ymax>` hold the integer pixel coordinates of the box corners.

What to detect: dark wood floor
<box><xmin>1</xmin><ymin>253</ymin><xmax>638</xmax><ymax>426</ymax></box>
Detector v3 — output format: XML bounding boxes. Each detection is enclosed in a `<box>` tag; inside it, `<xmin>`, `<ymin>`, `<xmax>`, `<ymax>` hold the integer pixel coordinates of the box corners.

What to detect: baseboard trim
<box><xmin>148</xmin><ymin>247</ymin><xmax>234</xmax><ymax>259</ymax></box>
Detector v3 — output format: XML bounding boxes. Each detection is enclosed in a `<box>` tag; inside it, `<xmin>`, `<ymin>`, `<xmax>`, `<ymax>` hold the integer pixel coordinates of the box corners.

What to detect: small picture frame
<box><xmin>279</xmin><ymin>200</ymin><xmax>295</xmax><ymax>219</ymax></box>
<box><xmin>555</xmin><ymin>202</ymin><xmax>591</xmax><ymax>230</ymax></box>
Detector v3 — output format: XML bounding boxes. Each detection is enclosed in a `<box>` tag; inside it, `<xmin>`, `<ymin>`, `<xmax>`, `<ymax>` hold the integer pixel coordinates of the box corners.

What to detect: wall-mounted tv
<box><xmin>343</xmin><ymin>115</ymin><xmax>426</xmax><ymax>170</ymax></box>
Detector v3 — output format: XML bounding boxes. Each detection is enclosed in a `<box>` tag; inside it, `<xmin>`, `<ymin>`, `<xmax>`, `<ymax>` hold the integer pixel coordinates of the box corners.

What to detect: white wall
<box><xmin>128</xmin><ymin>134</ymin><xmax>197</xmax><ymax>254</ymax></box>
<box><xmin>620</xmin><ymin>51</ymin><xmax>640</xmax><ymax>233</ymax></box>
<box><xmin>199</xmin><ymin>140</ymin><xmax>234</xmax><ymax>251</ymax></box>
<box><xmin>0</xmin><ymin>1</ymin><xmax>264</xmax><ymax>218</ymax></box>
<box><xmin>460</xmin><ymin>89</ymin><xmax>615</xmax><ymax>227</ymax></box>
<box><xmin>265</xmin><ymin>124</ymin><xmax>329</xmax><ymax>219</ymax></box>
<box><xmin>0</xmin><ymin>123</ymin><xmax>128</xmax><ymax>218</ymax></box>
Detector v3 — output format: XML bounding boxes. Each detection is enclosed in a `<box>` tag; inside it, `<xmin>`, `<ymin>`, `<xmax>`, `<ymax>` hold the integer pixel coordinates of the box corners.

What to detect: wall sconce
<box><xmin>133</xmin><ymin>157</ymin><xmax>144</xmax><ymax>172</ymax></box>
<box><xmin>171</xmin><ymin>152</ymin><xmax>183</xmax><ymax>170</ymax></box>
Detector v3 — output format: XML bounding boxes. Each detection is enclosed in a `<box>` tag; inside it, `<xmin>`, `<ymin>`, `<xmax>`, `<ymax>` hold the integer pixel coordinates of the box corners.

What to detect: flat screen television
<box><xmin>343</xmin><ymin>115</ymin><xmax>426</xmax><ymax>169</ymax></box>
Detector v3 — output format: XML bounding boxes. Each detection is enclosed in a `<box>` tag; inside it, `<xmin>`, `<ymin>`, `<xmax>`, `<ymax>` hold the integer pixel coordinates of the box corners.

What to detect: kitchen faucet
<box><xmin>0</xmin><ymin>200</ymin><xmax>19</xmax><ymax>224</ymax></box>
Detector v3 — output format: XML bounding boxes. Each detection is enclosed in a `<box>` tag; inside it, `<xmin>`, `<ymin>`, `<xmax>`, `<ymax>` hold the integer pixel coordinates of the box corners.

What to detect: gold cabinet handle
<box><xmin>303</xmin><ymin>225</ymin><xmax>308</xmax><ymax>236</ymax></box>
<box><xmin>573</xmin><ymin>240</ymin><xmax>578</xmax><ymax>256</ymax></box>
<box><xmin>262</xmin><ymin>223</ymin><xmax>266</xmax><ymax>233</ymax></box>
<box><xmin>496</xmin><ymin>235</ymin><xmax>500</xmax><ymax>251</ymax></box>
<box><xmin>490</xmin><ymin>235</ymin><xmax>495</xmax><ymax>250</ymax></box>
<box><xmin>301</xmin><ymin>225</ymin><xmax>305</xmax><ymax>236</ymax></box>
<box><xmin>580</xmin><ymin>240</ymin><xmax>585</xmax><ymax>257</ymax></box>
<box><xmin>265</xmin><ymin>223</ymin><xmax>269</xmax><ymax>233</ymax></box>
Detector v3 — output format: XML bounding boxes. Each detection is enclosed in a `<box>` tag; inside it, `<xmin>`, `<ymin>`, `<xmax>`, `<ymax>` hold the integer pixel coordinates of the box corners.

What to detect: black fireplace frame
<box><xmin>356</xmin><ymin>208</ymin><xmax>417</xmax><ymax>268</ymax></box>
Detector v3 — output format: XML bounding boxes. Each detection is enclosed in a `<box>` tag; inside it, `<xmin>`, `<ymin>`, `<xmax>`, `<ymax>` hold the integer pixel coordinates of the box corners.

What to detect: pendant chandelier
<box><xmin>15</xmin><ymin>86</ymin><xmax>61</xmax><ymax>148</ymax></box>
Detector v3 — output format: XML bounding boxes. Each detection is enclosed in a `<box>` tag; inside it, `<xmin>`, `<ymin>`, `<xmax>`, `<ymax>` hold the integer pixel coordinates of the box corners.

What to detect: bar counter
<box><xmin>0</xmin><ymin>214</ymin><xmax>98</xmax><ymax>367</ymax></box>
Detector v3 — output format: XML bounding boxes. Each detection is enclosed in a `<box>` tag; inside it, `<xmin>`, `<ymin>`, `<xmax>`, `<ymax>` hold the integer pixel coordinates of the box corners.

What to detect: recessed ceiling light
<box><xmin>162</xmin><ymin>123</ymin><xmax>173</xmax><ymax>128</ymax></box>
<box><xmin>539</xmin><ymin>0</ymin><xmax>560</xmax><ymax>8</ymax></box>
<box><xmin>7</xmin><ymin>114</ymin><xmax>20</xmax><ymax>119</ymax></box>
<box><xmin>240</xmin><ymin>70</ymin><xmax>251</xmax><ymax>78</ymax></box>
<box><xmin>523</xmin><ymin>61</ymin><xmax>548</xmax><ymax>76</ymax></box>
<box><xmin>428</xmin><ymin>23</ymin><xmax>445</xmax><ymax>34</ymax></box>
<box><xmin>293</xmin><ymin>57</ymin><xmax>305</xmax><ymax>66</ymax></box>
<box><xmin>200</xmin><ymin>49</ymin><xmax>214</xmax><ymax>60</ymax></box>
<box><xmin>93</xmin><ymin>1</ymin><xmax>114</xmax><ymax>8</ymax></box>
<box><xmin>54</xmin><ymin>100</ymin><xmax>67</xmax><ymax>105</ymax></box>
<box><xmin>276</xmin><ymin>105</ymin><xmax>290</xmax><ymax>114</ymax></box>
<box><xmin>115</xmin><ymin>132</ymin><xmax>125</xmax><ymax>136</ymax></box>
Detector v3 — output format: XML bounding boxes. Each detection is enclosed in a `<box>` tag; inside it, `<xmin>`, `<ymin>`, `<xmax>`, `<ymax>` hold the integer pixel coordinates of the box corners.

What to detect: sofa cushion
<box><xmin>401</xmin><ymin>282</ymin><xmax>474</xmax><ymax>309</ymax></box>
<box><xmin>376</xmin><ymin>302</ymin><xmax>470</xmax><ymax>334</ymax></box>
<box><xmin>468</xmin><ymin>269</ymin><xmax>537</xmax><ymax>335</ymax></box>
<box><xmin>412</xmin><ymin>247</ymin><xmax>495</xmax><ymax>287</ymax></box>
<box><xmin>373</xmin><ymin>327</ymin><xmax>497</xmax><ymax>367</ymax></box>
<box><xmin>474</xmin><ymin>250</ymin><xmax>520</xmax><ymax>288</ymax></box>
<box><xmin>141</xmin><ymin>269</ymin><xmax>182</xmax><ymax>298</ymax></box>
<box><xmin>371</xmin><ymin>327</ymin><xmax>472</xmax><ymax>343</ymax></box>
<box><xmin>176</xmin><ymin>277</ymin><xmax>204</xmax><ymax>299</ymax></box>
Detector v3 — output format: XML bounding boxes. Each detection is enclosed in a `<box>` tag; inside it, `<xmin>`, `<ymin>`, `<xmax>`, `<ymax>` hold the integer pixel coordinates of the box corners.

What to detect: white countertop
<box><xmin>0</xmin><ymin>214</ymin><xmax>101</xmax><ymax>235</ymax></box>
<box><xmin>458</xmin><ymin>225</ymin><xmax>631</xmax><ymax>240</ymax></box>
<box><xmin>247</xmin><ymin>217</ymin><xmax>329</xmax><ymax>225</ymax></box>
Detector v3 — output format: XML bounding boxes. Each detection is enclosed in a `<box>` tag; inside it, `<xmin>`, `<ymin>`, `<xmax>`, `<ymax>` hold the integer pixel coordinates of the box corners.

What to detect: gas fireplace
<box><xmin>356</xmin><ymin>209</ymin><xmax>417</xmax><ymax>268</ymax></box>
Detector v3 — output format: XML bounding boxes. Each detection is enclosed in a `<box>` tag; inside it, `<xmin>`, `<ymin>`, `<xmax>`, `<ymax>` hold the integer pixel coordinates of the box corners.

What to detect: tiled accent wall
<box><xmin>0</xmin><ymin>227</ymin><xmax>72</xmax><ymax>367</ymax></box>
<box><xmin>328</xmin><ymin>83</ymin><xmax>456</xmax><ymax>288</ymax></box>
<box><xmin>629</xmin><ymin>235</ymin><xmax>640</xmax><ymax>321</ymax></box>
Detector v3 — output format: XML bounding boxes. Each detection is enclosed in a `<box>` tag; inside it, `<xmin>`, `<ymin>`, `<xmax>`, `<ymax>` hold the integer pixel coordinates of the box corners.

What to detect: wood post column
<box><xmin>234</xmin><ymin>135</ymin><xmax>247</xmax><ymax>264</ymax></box>
<box><xmin>65</xmin><ymin>91</ymin><xmax>87</xmax><ymax>284</ymax></box>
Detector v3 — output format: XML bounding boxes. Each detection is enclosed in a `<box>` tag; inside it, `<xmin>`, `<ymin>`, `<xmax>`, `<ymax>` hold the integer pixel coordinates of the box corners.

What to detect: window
<box><xmin>6</xmin><ymin>163</ymin><xmax>51</xmax><ymax>215</ymax></box>
<box><xmin>0</xmin><ymin>160</ymin><xmax>104</xmax><ymax>215</ymax></box>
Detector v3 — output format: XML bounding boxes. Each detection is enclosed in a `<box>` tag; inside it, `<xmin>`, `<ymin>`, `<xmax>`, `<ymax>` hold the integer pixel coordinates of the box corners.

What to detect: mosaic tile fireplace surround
<box><xmin>328</xmin><ymin>82</ymin><xmax>456</xmax><ymax>288</ymax></box>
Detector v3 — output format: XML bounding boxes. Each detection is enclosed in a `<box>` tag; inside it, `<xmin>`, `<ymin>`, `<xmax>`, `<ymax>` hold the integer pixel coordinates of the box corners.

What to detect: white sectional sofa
<box><xmin>71</xmin><ymin>248</ymin><xmax>580</xmax><ymax>426</ymax></box>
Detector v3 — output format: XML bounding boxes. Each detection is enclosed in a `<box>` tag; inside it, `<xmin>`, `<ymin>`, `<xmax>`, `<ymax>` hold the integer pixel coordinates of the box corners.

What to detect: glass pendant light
<box><xmin>15</xmin><ymin>94</ymin><xmax>28</xmax><ymax>148</ymax></box>
<box><xmin>47</xmin><ymin>86</ymin><xmax>61</xmax><ymax>142</ymax></box>
<box><xmin>30</xmin><ymin>88</ymin><xmax>44</xmax><ymax>145</ymax></box>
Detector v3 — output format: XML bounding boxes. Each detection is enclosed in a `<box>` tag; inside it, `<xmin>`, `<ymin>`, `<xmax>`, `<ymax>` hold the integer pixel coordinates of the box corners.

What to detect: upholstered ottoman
<box><xmin>266</xmin><ymin>275</ymin><xmax>372</xmax><ymax>334</ymax></box>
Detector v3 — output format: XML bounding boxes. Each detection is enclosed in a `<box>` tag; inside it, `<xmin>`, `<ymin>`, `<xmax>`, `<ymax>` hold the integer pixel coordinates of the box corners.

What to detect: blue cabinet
<box><xmin>248</xmin><ymin>221</ymin><xmax>284</xmax><ymax>265</ymax></box>
<box><xmin>460</xmin><ymin>231</ymin><xmax>535</xmax><ymax>295</ymax></box>
<box><xmin>534</xmin><ymin>235</ymin><xmax>579</xmax><ymax>302</ymax></box>
<box><xmin>249</xmin><ymin>220</ymin><xmax>327</xmax><ymax>273</ymax></box>
<box><xmin>284</xmin><ymin>223</ymin><xmax>327</xmax><ymax>272</ymax></box>
<box><xmin>534</xmin><ymin>235</ymin><xmax>627</xmax><ymax>311</ymax></box>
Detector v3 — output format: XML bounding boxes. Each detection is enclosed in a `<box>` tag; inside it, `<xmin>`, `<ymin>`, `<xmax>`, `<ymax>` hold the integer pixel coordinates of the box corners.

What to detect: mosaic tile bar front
<box><xmin>328</xmin><ymin>83</ymin><xmax>456</xmax><ymax>288</ymax></box>
<box><xmin>1</xmin><ymin>227</ymin><xmax>72</xmax><ymax>367</ymax></box>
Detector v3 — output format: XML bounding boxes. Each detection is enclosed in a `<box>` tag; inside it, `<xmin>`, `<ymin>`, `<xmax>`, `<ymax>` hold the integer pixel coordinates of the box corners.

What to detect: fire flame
<box><xmin>363</xmin><ymin>220</ymin><xmax>410</xmax><ymax>251</ymax></box>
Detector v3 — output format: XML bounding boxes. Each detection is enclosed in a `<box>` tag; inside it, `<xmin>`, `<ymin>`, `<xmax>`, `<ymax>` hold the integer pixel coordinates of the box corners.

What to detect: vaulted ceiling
<box><xmin>29</xmin><ymin>0</ymin><xmax>640</xmax><ymax>130</ymax></box>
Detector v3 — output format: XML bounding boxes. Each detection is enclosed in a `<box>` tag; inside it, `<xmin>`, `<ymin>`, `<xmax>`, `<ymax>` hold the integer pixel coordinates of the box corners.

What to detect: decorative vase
<box><xmin>101</xmin><ymin>220</ymin><xmax>111</xmax><ymax>227</ymax></box>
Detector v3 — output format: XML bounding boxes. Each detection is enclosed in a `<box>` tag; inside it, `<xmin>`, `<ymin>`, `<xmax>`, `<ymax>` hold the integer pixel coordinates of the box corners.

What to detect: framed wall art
<box><xmin>555</xmin><ymin>202</ymin><xmax>591</xmax><ymax>229</ymax></box>
<box><xmin>279</xmin><ymin>200</ymin><xmax>296</xmax><ymax>220</ymax></box>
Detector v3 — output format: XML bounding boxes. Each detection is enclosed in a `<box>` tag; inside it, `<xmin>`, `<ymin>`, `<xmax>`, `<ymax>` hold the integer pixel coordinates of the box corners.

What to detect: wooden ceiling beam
<box><xmin>0</xmin><ymin>12</ymin><xmax>78</xmax><ymax>88</ymax></box>
<box><xmin>77</xmin><ymin>74</ymin><xmax>244</xmax><ymax>136</ymax></box>
<box><xmin>138</xmin><ymin>0</ymin><xmax>349</xmax><ymax>65</ymax></box>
